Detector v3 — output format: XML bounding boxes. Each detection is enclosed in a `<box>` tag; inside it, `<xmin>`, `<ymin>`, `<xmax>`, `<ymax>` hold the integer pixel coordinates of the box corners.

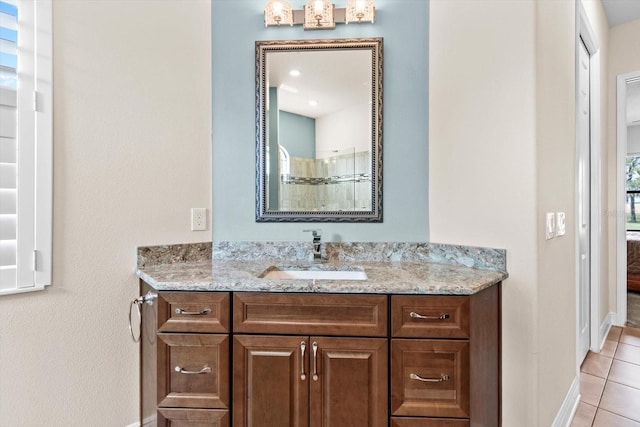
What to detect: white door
<box><xmin>577</xmin><ymin>38</ymin><xmax>591</xmax><ymax>363</ymax></box>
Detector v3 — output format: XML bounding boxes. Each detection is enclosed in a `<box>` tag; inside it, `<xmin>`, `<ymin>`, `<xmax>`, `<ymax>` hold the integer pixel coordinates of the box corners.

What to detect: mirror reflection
<box><xmin>256</xmin><ymin>38</ymin><xmax>383</xmax><ymax>222</ymax></box>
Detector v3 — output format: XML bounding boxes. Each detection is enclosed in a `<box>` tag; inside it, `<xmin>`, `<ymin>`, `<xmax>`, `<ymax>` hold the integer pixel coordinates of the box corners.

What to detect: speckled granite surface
<box><xmin>136</xmin><ymin>241</ymin><xmax>507</xmax><ymax>295</ymax></box>
<box><xmin>137</xmin><ymin>242</ymin><xmax>211</xmax><ymax>267</ymax></box>
<box><xmin>213</xmin><ymin>241</ymin><xmax>506</xmax><ymax>271</ymax></box>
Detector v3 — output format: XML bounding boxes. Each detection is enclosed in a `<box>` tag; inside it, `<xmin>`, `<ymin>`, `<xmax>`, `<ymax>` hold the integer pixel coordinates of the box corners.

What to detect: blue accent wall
<box><xmin>212</xmin><ymin>0</ymin><xmax>429</xmax><ymax>242</ymax></box>
<box><xmin>279</xmin><ymin>111</ymin><xmax>316</xmax><ymax>159</ymax></box>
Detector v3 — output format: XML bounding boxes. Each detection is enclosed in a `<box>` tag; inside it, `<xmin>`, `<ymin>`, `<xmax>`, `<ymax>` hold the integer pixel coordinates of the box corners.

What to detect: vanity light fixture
<box><xmin>264</xmin><ymin>0</ymin><xmax>294</xmax><ymax>26</ymax></box>
<box><xmin>345</xmin><ymin>0</ymin><xmax>375</xmax><ymax>24</ymax></box>
<box><xmin>264</xmin><ymin>0</ymin><xmax>375</xmax><ymax>29</ymax></box>
<box><xmin>304</xmin><ymin>0</ymin><xmax>335</xmax><ymax>30</ymax></box>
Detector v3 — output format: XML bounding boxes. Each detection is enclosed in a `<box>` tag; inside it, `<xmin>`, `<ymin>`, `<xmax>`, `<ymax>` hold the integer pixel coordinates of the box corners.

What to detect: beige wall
<box><xmin>0</xmin><ymin>1</ymin><xmax>211</xmax><ymax>425</ymax></box>
<box><xmin>430</xmin><ymin>0</ymin><xmax>600</xmax><ymax>424</ymax></box>
<box><xmin>429</xmin><ymin>1</ymin><xmax>538</xmax><ymax>424</ymax></box>
<box><xmin>608</xmin><ymin>18</ymin><xmax>640</xmax><ymax>318</ymax></box>
<box><xmin>535</xmin><ymin>1</ymin><xmax>579</xmax><ymax>424</ymax></box>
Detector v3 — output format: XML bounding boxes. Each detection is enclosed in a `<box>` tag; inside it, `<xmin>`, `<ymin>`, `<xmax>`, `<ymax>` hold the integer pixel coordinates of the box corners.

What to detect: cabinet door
<box><xmin>391</xmin><ymin>339</ymin><xmax>469</xmax><ymax>419</ymax></box>
<box><xmin>158</xmin><ymin>334</ymin><xmax>230</xmax><ymax>409</ymax></box>
<box><xmin>310</xmin><ymin>337</ymin><xmax>388</xmax><ymax>427</ymax></box>
<box><xmin>233</xmin><ymin>335</ymin><xmax>309</xmax><ymax>427</ymax></box>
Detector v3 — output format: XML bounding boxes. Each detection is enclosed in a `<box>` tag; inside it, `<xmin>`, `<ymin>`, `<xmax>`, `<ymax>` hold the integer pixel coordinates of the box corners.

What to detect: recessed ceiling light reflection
<box><xmin>309</xmin><ymin>100</ymin><xmax>318</xmax><ymax>106</ymax></box>
<box><xmin>289</xmin><ymin>69</ymin><xmax>301</xmax><ymax>77</ymax></box>
<box><xmin>279</xmin><ymin>84</ymin><xmax>298</xmax><ymax>93</ymax></box>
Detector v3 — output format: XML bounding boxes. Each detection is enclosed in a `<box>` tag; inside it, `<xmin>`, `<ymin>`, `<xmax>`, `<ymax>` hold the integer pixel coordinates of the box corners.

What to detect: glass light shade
<box><xmin>304</xmin><ymin>0</ymin><xmax>335</xmax><ymax>30</ymax></box>
<box><xmin>264</xmin><ymin>0</ymin><xmax>294</xmax><ymax>26</ymax></box>
<box><xmin>345</xmin><ymin>0</ymin><xmax>375</xmax><ymax>24</ymax></box>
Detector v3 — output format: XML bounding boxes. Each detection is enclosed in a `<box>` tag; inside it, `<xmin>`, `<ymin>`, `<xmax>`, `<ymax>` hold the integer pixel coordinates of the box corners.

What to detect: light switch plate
<box><xmin>556</xmin><ymin>212</ymin><xmax>566</xmax><ymax>236</ymax></box>
<box><xmin>545</xmin><ymin>212</ymin><xmax>555</xmax><ymax>240</ymax></box>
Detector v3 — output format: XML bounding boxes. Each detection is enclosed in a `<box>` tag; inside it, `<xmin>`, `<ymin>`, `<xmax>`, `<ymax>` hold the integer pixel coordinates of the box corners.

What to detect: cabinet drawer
<box><xmin>158</xmin><ymin>334</ymin><xmax>230</xmax><ymax>409</ymax></box>
<box><xmin>391</xmin><ymin>418</ymin><xmax>469</xmax><ymax>427</ymax></box>
<box><xmin>158</xmin><ymin>408</ymin><xmax>229</xmax><ymax>427</ymax></box>
<box><xmin>233</xmin><ymin>292</ymin><xmax>387</xmax><ymax>336</ymax></box>
<box><xmin>391</xmin><ymin>339</ymin><xmax>470</xmax><ymax>418</ymax></box>
<box><xmin>391</xmin><ymin>295</ymin><xmax>470</xmax><ymax>338</ymax></box>
<box><xmin>158</xmin><ymin>292</ymin><xmax>230</xmax><ymax>333</ymax></box>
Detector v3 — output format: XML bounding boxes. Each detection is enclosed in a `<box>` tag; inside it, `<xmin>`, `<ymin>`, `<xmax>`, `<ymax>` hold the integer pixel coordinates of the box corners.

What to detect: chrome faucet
<box><xmin>303</xmin><ymin>229</ymin><xmax>322</xmax><ymax>262</ymax></box>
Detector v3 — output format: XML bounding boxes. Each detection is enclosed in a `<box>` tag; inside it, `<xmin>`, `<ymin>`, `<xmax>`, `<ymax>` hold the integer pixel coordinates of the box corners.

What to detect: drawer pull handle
<box><xmin>174</xmin><ymin>365</ymin><xmax>212</xmax><ymax>375</ymax></box>
<box><xmin>175</xmin><ymin>308</ymin><xmax>211</xmax><ymax>316</ymax></box>
<box><xmin>410</xmin><ymin>373</ymin><xmax>450</xmax><ymax>383</ymax></box>
<box><xmin>312</xmin><ymin>342</ymin><xmax>319</xmax><ymax>381</ymax></box>
<box><xmin>300</xmin><ymin>341</ymin><xmax>307</xmax><ymax>381</ymax></box>
<box><xmin>410</xmin><ymin>311</ymin><xmax>450</xmax><ymax>321</ymax></box>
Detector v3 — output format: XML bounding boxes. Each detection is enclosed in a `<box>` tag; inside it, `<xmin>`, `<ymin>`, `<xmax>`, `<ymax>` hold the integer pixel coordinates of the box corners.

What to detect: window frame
<box><xmin>0</xmin><ymin>0</ymin><xmax>52</xmax><ymax>295</ymax></box>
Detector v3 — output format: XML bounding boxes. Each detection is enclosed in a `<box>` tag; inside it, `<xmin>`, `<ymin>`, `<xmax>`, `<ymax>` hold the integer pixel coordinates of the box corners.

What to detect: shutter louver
<box><xmin>0</xmin><ymin>0</ymin><xmax>18</xmax><ymax>290</ymax></box>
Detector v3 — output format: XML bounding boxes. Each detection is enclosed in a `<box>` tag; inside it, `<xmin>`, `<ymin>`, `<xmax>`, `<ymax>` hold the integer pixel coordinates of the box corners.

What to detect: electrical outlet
<box><xmin>191</xmin><ymin>208</ymin><xmax>207</xmax><ymax>231</ymax></box>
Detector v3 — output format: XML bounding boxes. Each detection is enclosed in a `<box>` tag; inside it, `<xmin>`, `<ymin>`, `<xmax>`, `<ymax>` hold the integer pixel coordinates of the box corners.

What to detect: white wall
<box><xmin>0</xmin><ymin>1</ymin><xmax>211</xmax><ymax>426</ymax></box>
<box><xmin>608</xmin><ymin>18</ymin><xmax>640</xmax><ymax>319</ymax></box>
<box><xmin>581</xmin><ymin>0</ymin><xmax>610</xmax><ymax>349</ymax></box>
<box><xmin>430</xmin><ymin>0</ymin><xmax>594</xmax><ymax>425</ymax></box>
<box><xmin>316</xmin><ymin>103</ymin><xmax>370</xmax><ymax>158</ymax></box>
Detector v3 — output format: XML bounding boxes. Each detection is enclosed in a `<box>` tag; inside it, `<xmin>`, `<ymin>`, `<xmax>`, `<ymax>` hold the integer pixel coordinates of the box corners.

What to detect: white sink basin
<box><xmin>260</xmin><ymin>266</ymin><xmax>368</xmax><ymax>281</ymax></box>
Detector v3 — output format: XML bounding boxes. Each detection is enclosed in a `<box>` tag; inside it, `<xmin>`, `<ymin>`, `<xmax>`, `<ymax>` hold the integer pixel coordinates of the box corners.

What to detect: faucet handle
<box><xmin>303</xmin><ymin>229</ymin><xmax>322</xmax><ymax>239</ymax></box>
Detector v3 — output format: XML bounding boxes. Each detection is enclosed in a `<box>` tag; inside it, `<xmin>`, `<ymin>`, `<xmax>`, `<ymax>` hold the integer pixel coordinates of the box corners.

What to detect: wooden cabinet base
<box><xmin>141</xmin><ymin>284</ymin><xmax>501</xmax><ymax>427</ymax></box>
<box><xmin>391</xmin><ymin>417</ymin><xmax>470</xmax><ymax>427</ymax></box>
<box><xmin>158</xmin><ymin>408</ymin><xmax>229</xmax><ymax>427</ymax></box>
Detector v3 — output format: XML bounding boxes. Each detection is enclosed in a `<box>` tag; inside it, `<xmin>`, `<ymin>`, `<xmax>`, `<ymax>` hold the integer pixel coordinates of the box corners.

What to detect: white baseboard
<box><xmin>125</xmin><ymin>414</ymin><xmax>156</xmax><ymax>427</ymax></box>
<box><xmin>551</xmin><ymin>375</ymin><xmax>580</xmax><ymax>427</ymax></box>
<box><xmin>596</xmin><ymin>312</ymin><xmax>614</xmax><ymax>351</ymax></box>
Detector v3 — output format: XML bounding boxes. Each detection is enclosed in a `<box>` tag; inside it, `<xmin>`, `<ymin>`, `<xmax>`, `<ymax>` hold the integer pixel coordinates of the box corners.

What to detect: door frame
<box><xmin>616</xmin><ymin>70</ymin><xmax>640</xmax><ymax>326</ymax></box>
<box><xmin>576</xmin><ymin>2</ymin><xmax>602</xmax><ymax>365</ymax></box>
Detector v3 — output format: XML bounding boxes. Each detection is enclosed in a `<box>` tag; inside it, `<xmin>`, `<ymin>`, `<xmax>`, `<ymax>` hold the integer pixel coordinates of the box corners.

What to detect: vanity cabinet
<box><xmin>141</xmin><ymin>283</ymin><xmax>501</xmax><ymax>427</ymax></box>
<box><xmin>390</xmin><ymin>285</ymin><xmax>501</xmax><ymax>427</ymax></box>
<box><xmin>232</xmin><ymin>292</ymin><xmax>388</xmax><ymax>427</ymax></box>
<box><xmin>140</xmin><ymin>283</ymin><xmax>231</xmax><ymax>427</ymax></box>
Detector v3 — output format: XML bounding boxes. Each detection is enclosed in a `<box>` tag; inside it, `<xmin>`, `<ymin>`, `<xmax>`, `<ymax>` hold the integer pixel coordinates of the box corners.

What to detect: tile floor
<box><xmin>570</xmin><ymin>325</ymin><xmax>640</xmax><ymax>426</ymax></box>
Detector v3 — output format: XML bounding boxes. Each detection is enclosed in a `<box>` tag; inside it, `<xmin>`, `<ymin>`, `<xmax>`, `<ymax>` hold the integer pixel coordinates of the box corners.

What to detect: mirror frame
<box><xmin>255</xmin><ymin>37</ymin><xmax>383</xmax><ymax>222</ymax></box>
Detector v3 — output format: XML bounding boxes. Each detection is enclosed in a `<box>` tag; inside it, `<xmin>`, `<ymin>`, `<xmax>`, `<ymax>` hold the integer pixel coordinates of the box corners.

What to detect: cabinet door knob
<box><xmin>409</xmin><ymin>311</ymin><xmax>450</xmax><ymax>321</ymax></box>
<box><xmin>409</xmin><ymin>373</ymin><xmax>450</xmax><ymax>382</ymax></box>
<box><xmin>175</xmin><ymin>308</ymin><xmax>212</xmax><ymax>316</ymax></box>
<box><xmin>312</xmin><ymin>342</ymin><xmax>319</xmax><ymax>381</ymax></box>
<box><xmin>174</xmin><ymin>365</ymin><xmax>212</xmax><ymax>375</ymax></box>
<box><xmin>300</xmin><ymin>341</ymin><xmax>307</xmax><ymax>381</ymax></box>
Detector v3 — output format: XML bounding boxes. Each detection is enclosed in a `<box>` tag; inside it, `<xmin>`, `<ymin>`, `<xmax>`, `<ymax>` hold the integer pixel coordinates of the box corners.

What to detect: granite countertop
<box><xmin>135</xmin><ymin>242</ymin><xmax>508</xmax><ymax>295</ymax></box>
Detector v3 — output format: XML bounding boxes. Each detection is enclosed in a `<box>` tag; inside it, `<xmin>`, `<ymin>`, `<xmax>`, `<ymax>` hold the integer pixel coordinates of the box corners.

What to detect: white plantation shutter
<box><xmin>0</xmin><ymin>0</ymin><xmax>51</xmax><ymax>295</ymax></box>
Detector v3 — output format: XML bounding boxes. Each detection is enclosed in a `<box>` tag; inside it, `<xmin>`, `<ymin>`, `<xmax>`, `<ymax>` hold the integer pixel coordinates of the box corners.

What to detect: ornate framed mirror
<box><xmin>255</xmin><ymin>37</ymin><xmax>383</xmax><ymax>222</ymax></box>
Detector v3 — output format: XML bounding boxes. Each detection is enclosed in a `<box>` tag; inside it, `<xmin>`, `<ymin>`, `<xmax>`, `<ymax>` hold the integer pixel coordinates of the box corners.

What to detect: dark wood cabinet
<box><xmin>141</xmin><ymin>284</ymin><xmax>500</xmax><ymax>427</ymax></box>
<box><xmin>233</xmin><ymin>335</ymin><xmax>309</xmax><ymax>427</ymax></box>
<box><xmin>390</xmin><ymin>285</ymin><xmax>501</xmax><ymax>427</ymax></box>
<box><xmin>232</xmin><ymin>293</ymin><xmax>389</xmax><ymax>427</ymax></box>
<box><xmin>233</xmin><ymin>335</ymin><xmax>387</xmax><ymax>427</ymax></box>
<box><xmin>140</xmin><ymin>285</ymin><xmax>231</xmax><ymax>427</ymax></box>
<box><xmin>309</xmin><ymin>336</ymin><xmax>387</xmax><ymax>427</ymax></box>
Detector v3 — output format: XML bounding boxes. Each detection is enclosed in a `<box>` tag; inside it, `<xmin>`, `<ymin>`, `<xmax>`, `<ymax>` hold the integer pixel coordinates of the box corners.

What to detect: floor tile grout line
<box><xmin>575</xmin><ymin>326</ymin><xmax>640</xmax><ymax>427</ymax></box>
<box><xmin>604</xmin><ymin>377</ymin><xmax>640</xmax><ymax>392</ymax></box>
<box><xmin>597</xmin><ymin>408</ymin><xmax>640</xmax><ymax>425</ymax></box>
